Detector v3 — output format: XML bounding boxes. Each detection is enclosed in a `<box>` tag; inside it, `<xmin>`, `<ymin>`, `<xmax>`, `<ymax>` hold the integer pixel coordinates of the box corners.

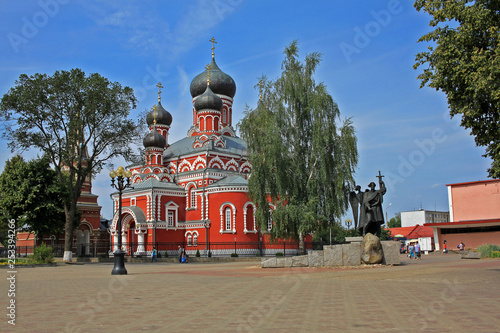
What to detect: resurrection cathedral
<box><xmin>110</xmin><ymin>45</ymin><xmax>305</xmax><ymax>256</ymax></box>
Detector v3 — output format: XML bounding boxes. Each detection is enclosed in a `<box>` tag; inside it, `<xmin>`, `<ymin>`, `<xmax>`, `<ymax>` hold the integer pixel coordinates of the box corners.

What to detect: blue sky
<box><xmin>0</xmin><ymin>0</ymin><xmax>491</xmax><ymax>222</ymax></box>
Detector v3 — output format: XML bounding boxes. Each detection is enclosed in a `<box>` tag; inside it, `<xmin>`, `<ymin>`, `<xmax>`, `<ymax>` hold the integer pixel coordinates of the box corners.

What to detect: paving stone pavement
<box><xmin>1</xmin><ymin>253</ymin><xmax>500</xmax><ymax>332</ymax></box>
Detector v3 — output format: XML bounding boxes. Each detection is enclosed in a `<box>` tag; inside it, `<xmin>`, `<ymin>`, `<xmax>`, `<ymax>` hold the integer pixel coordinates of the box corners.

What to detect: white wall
<box><xmin>401</xmin><ymin>210</ymin><xmax>425</xmax><ymax>227</ymax></box>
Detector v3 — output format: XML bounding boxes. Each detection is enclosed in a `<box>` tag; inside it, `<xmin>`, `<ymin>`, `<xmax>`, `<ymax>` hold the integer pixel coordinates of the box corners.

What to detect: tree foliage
<box><xmin>0</xmin><ymin>68</ymin><xmax>137</xmax><ymax>259</ymax></box>
<box><xmin>414</xmin><ymin>0</ymin><xmax>500</xmax><ymax>178</ymax></box>
<box><xmin>387</xmin><ymin>212</ymin><xmax>402</xmax><ymax>228</ymax></box>
<box><xmin>0</xmin><ymin>155</ymin><xmax>79</xmax><ymax>240</ymax></box>
<box><xmin>238</xmin><ymin>41</ymin><xmax>359</xmax><ymax>253</ymax></box>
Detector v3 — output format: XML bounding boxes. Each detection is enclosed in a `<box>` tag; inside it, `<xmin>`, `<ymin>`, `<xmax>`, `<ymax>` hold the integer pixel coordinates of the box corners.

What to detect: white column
<box><xmin>121</xmin><ymin>232</ymin><xmax>127</xmax><ymax>251</ymax></box>
<box><xmin>113</xmin><ymin>234</ymin><xmax>119</xmax><ymax>252</ymax></box>
<box><xmin>137</xmin><ymin>231</ymin><xmax>145</xmax><ymax>253</ymax></box>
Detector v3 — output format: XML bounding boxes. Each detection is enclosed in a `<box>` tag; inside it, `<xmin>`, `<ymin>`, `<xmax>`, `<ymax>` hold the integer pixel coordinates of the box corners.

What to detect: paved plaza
<box><xmin>1</xmin><ymin>253</ymin><xmax>500</xmax><ymax>332</ymax></box>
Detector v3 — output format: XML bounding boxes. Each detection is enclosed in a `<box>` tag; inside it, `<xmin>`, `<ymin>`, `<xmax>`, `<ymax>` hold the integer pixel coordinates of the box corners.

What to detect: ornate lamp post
<box><xmin>110</xmin><ymin>166</ymin><xmax>132</xmax><ymax>275</ymax></box>
<box><xmin>345</xmin><ymin>218</ymin><xmax>352</xmax><ymax>230</ymax></box>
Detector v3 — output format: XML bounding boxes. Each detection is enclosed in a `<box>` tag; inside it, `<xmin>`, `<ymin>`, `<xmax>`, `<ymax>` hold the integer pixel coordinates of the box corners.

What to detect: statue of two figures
<box><xmin>349</xmin><ymin>171</ymin><xmax>387</xmax><ymax>238</ymax></box>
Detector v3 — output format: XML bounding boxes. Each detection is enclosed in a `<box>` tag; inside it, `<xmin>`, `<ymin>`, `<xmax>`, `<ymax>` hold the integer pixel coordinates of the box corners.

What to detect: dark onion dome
<box><xmin>143</xmin><ymin>127</ymin><xmax>166</xmax><ymax>148</ymax></box>
<box><xmin>194</xmin><ymin>85</ymin><xmax>223</xmax><ymax>112</ymax></box>
<box><xmin>190</xmin><ymin>57</ymin><xmax>236</xmax><ymax>98</ymax></box>
<box><xmin>146</xmin><ymin>101</ymin><xmax>172</xmax><ymax>127</ymax></box>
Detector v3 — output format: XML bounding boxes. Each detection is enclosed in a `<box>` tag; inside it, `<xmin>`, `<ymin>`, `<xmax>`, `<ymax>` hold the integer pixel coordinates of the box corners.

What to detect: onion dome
<box><xmin>194</xmin><ymin>85</ymin><xmax>223</xmax><ymax>112</ymax></box>
<box><xmin>146</xmin><ymin>101</ymin><xmax>172</xmax><ymax>127</ymax></box>
<box><xmin>190</xmin><ymin>57</ymin><xmax>236</xmax><ymax>98</ymax></box>
<box><xmin>143</xmin><ymin>128</ymin><xmax>166</xmax><ymax>148</ymax></box>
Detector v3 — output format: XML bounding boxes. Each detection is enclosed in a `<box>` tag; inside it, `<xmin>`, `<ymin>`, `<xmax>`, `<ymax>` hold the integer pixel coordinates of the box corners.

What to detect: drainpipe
<box><xmin>203</xmin><ymin>148</ymin><xmax>209</xmax><ymax>255</ymax></box>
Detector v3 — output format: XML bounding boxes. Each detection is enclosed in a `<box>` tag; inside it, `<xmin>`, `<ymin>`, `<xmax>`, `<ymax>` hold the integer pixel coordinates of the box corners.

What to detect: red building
<box><xmin>110</xmin><ymin>50</ymin><xmax>310</xmax><ymax>257</ymax></box>
<box><xmin>425</xmin><ymin>179</ymin><xmax>500</xmax><ymax>250</ymax></box>
<box><xmin>16</xmin><ymin>173</ymin><xmax>105</xmax><ymax>257</ymax></box>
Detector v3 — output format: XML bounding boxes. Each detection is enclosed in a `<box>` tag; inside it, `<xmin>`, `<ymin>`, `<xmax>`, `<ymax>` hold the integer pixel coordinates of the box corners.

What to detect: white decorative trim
<box><xmin>178</xmin><ymin>160</ymin><xmax>192</xmax><ymax>173</ymax></box>
<box><xmin>192</xmin><ymin>156</ymin><xmax>206</xmax><ymax>170</ymax></box>
<box><xmin>243</xmin><ymin>201</ymin><xmax>257</xmax><ymax>234</ymax></box>
<box><xmin>226</xmin><ymin>158</ymin><xmax>238</xmax><ymax>171</ymax></box>
<box><xmin>208</xmin><ymin>156</ymin><xmax>224</xmax><ymax>169</ymax></box>
<box><xmin>219</xmin><ymin>202</ymin><xmax>236</xmax><ymax>234</ymax></box>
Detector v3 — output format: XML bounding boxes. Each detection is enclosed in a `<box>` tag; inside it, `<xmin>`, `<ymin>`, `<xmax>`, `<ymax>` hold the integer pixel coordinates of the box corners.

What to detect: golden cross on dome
<box><xmin>152</xmin><ymin>104</ymin><xmax>158</xmax><ymax>126</ymax></box>
<box><xmin>209</xmin><ymin>37</ymin><xmax>217</xmax><ymax>57</ymax></box>
<box><xmin>205</xmin><ymin>63</ymin><xmax>211</xmax><ymax>86</ymax></box>
<box><xmin>156</xmin><ymin>82</ymin><xmax>163</xmax><ymax>102</ymax></box>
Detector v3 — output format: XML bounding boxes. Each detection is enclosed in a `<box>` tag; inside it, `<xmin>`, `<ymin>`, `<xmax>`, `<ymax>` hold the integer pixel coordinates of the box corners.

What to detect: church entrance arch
<box><xmin>76</xmin><ymin>225</ymin><xmax>91</xmax><ymax>256</ymax></box>
<box><xmin>111</xmin><ymin>206</ymin><xmax>147</xmax><ymax>255</ymax></box>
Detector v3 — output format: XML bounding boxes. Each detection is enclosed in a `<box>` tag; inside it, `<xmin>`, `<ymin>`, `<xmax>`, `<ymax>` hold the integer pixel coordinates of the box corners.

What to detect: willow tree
<box><xmin>239</xmin><ymin>41</ymin><xmax>359</xmax><ymax>253</ymax></box>
<box><xmin>414</xmin><ymin>0</ymin><xmax>500</xmax><ymax>178</ymax></box>
<box><xmin>0</xmin><ymin>69</ymin><xmax>137</xmax><ymax>261</ymax></box>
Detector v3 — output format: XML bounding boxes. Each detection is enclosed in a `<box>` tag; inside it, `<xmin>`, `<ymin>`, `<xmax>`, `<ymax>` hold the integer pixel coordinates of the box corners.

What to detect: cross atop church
<box><xmin>205</xmin><ymin>63</ymin><xmax>211</xmax><ymax>85</ymax></box>
<box><xmin>209</xmin><ymin>37</ymin><xmax>217</xmax><ymax>57</ymax></box>
<box><xmin>152</xmin><ymin>104</ymin><xmax>158</xmax><ymax>126</ymax></box>
<box><xmin>156</xmin><ymin>82</ymin><xmax>163</xmax><ymax>102</ymax></box>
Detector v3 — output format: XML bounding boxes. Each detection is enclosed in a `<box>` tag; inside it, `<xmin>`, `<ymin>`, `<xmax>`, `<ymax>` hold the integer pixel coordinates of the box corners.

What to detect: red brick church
<box><xmin>110</xmin><ymin>46</ymin><xmax>310</xmax><ymax>256</ymax></box>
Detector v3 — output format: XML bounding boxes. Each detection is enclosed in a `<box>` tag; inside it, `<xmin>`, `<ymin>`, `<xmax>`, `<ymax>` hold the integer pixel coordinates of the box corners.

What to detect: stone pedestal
<box><xmin>308</xmin><ymin>250</ymin><xmax>324</xmax><ymax>267</ymax></box>
<box><xmin>342</xmin><ymin>243</ymin><xmax>361</xmax><ymax>266</ymax></box>
<box><xmin>381</xmin><ymin>241</ymin><xmax>400</xmax><ymax>265</ymax></box>
<box><xmin>324</xmin><ymin>245</ymin><xmax>343</xmax><ymax>266</ymax></box>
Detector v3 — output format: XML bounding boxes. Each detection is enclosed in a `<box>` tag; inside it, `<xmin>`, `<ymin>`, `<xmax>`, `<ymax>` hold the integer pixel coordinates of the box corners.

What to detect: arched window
<box><xmin>225</xmin><ymin>207</ymin><xmax>232</xmax><ymax>230</ymax></box>
<box><xmin>187</xmin><ymin>235</ymin><xmax>192</xmax><ymax>246</ymax></box>
<box><xmin>193</xmin><ymin>234</ymin><xmax>198</xmax><ymax>246</ymax></box>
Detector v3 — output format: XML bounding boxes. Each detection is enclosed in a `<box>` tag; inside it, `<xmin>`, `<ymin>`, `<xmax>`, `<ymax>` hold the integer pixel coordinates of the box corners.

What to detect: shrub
<box><xmin>195</xmin><ymin>249</ymin><xmax>200</xmax><ymax>257</ymax></box>
<box><xmin>230</xmin><ymin>253</ymin><xmax>239</xmax><ymax>257</ymax></box>
<box><xmin>208</xmin><ymin>251</ymin><xmax>212</xmax><ymax>257</ymax></box>
<box><xmin>275</xmin><ymin>252</ymin><xmax>284</xmax><ymax>257</ymax></box>
<box><xmin>476</xmin><ymin>244</ymin><xmax>500</xmax><ymax>258</ymax></box>
<box><xmin>30</xmin><ymin>243</ymin><xmax>54</xmax><ymax>264</ymax></box>
<box><xmin>491</xmin><ymin>251</ymin><xmax>500</xmax><ymax>258</ymax></box>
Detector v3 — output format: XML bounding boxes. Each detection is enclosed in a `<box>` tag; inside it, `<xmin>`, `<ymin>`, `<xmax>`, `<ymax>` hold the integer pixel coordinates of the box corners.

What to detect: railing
<box><xmin>0</xmin><ymin>240</ymin><xmax>338</xmax><ymax>258</ymax></box>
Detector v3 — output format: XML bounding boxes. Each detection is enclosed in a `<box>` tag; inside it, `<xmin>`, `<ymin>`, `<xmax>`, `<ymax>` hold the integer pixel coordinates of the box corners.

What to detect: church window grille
<box><xmin>190</xmin><ymin>188</ymin><xmax>196</xmax><ymax>208</ymax></box>
<box><xmin>225</xmin><ymin>207</ymin><xmax>232</xmax><ymax>230</ymax></box>
<box><xmin>187</xmin><ymin>235</ymin><xmax>192</xmax><ymax>246</ymax></box>
<box><xmin>168</xmin><ymin>211</ymin><xmax>174</xmax><ymax>227</ymax></box>
<box><xmin>193</xmin><ymin>234</ymin><xmax>198</xmax><ymax>246</ymax></box>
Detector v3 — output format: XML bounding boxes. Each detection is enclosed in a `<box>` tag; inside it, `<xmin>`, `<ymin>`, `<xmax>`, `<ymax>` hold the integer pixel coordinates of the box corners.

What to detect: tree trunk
<box><xmin>63</xmin><ymin>202</ymin><xmax>77</xmax><ymax>262</ymax></box>
<box><xmin>298</xmin><ymin>232</ymin><xmax>306</xmax><ymax>255</ymax></box>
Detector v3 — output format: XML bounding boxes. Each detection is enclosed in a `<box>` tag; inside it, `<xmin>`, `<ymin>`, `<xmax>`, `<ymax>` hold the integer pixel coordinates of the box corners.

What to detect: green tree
<box><xmin>0</xmin><ymin>69</ymin><xmax>137</xmax><ymax>261</ymax></box>
<box><xmin>414</xmin><ymin>0</ymin><xmax>500</xmax><ymax>178</ymax></box>
<box><xmin>387</xmin><ymin>212</ymin><xmax>401</xmax><ymax>228</ymax></box>
<box><xmin>239</xmin><ymin>41</ymin><xmax>359</xmax><ymax>254</ymax></box>
<box><xmin>0</xmin><ymin>155</ymin><xmax>79</xmax><ymax>241</ymax></box>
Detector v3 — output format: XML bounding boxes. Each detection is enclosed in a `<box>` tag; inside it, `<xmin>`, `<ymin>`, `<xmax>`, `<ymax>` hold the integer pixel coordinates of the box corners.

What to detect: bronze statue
<box><xmin>349</xmin><ymin>171</ymin><xmax>387</xmax><ymax>237</ymax></box>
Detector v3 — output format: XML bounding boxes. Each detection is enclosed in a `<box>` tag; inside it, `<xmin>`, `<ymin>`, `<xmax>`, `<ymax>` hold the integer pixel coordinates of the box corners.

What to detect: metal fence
<box><xmin>1</xmin><ymin>240</ymin><xmax>336</xmax><ymax>258</ymax></box>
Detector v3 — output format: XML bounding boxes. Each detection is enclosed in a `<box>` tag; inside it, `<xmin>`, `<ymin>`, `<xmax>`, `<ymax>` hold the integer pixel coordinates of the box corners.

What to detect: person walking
<box><xmin>443</xmin><ymin>240</ymin><xmax>448</xmax><ymax>254</ymax></box>
<box><xmin>408</xmin><ymin>243</ymin><xmax>414</xmax><ymax>259</ymax></box>
<box><xmin>151</xmin><ymin>247</ymin><xmax>157</xmax><ymax>262</ymax></box>
<box><xmin>178</xmin><ymin>246</ymin><xmax>184</xmax><ymax>263</ymax></box>
<box><xmin>415</xmin><ymin>241</ymin><xmax>421</xmax><ymax>260</ymax></box>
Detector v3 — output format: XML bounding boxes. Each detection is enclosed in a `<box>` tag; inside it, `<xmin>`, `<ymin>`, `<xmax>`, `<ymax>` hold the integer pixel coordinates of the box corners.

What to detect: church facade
<box><xmin>110</xmin><ymin>49</ymin><xmax>307</xmax><ymax>256</ymax></box>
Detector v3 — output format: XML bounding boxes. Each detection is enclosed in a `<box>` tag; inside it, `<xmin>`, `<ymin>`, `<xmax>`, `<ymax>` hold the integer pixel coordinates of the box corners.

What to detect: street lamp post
<box><xmin>345</xmin><ymin>218</ymin><xmax>352</xmax><ymax>230</ymax></box>
<box><xmin>110</xmin><ymin>166</ymin><xmax>132</xmax><ymax>275</ymax></box>
<box><xmin>385</xmin><ymin>202</ymin><xmax>393</xmax><ymax>225</ymax></box>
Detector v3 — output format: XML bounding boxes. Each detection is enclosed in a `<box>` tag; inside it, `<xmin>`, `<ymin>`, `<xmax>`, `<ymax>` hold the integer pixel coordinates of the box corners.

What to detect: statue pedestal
<box><xmin>345</xmin><ymin>236</ymin><xmax>363</xmax><ymax>243</ymax></box>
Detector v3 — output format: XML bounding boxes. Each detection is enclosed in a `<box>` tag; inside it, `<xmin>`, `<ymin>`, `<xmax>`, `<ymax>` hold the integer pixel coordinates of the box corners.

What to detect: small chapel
<box><xmin>110</xmin><ymin>41</ymin><xmax>308</xmax><ymax>256</ymax></box>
